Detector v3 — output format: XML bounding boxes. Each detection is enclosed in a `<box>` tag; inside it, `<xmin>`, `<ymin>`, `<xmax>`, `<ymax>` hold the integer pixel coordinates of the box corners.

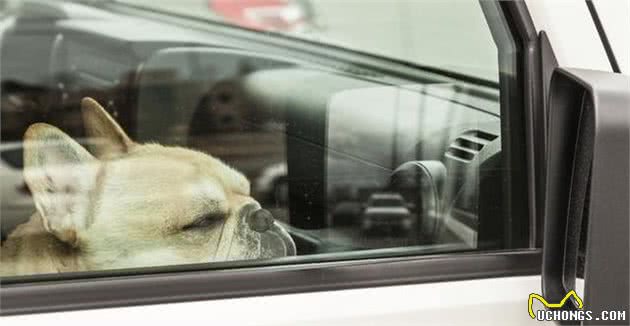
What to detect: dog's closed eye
<box><xmin>183</xmin><ymin>213</ymin><xmax>224</xmax><ymax>231</ymax></box>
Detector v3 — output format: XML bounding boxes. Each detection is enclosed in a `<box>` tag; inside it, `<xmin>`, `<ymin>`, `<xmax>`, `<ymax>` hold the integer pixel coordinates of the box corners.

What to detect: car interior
<box><xmin>1</xmin><ymin>0</ymin><xmax>512</xmax><ymax>259</ymax></box>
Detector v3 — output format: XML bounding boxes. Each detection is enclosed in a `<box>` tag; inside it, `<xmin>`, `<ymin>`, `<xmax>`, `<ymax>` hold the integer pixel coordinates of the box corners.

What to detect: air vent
<box><xmin>445</xmin><ymin>130</ymin><xmax>498</xmax><ymax>163</ymax></box>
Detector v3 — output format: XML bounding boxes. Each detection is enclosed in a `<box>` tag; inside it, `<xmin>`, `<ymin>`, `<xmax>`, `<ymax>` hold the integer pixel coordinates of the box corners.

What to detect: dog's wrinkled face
<box><xmin>22</xmin><ymin>98</ymin><xmax>294</xmax><ymax>271</ymax></box>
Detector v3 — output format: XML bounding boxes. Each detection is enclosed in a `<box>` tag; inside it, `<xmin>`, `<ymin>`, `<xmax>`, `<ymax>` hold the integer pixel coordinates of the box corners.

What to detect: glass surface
<box><xmin>118</xmin><ymin>0</ymin><xmax>499</xmax><ymax>81</ymax></box>
<box><xmin>0</xmin><ymin>0</ymin><xmax>523</xmax><ymax>278</ymax></box>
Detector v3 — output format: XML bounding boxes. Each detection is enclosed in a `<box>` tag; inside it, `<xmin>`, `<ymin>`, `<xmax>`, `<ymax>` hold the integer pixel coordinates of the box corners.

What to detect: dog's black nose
<box><xmin>247</xmin><ymin>208</ymin><xmax>274</xmax><ymax>233</ymax></box>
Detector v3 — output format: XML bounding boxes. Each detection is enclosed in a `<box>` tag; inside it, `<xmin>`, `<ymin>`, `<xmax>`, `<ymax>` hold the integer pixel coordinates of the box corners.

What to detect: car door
<box><xmin>0</xmin><ymin>0</ymin><xmax>627</xmax><ymax>325</ymax></box>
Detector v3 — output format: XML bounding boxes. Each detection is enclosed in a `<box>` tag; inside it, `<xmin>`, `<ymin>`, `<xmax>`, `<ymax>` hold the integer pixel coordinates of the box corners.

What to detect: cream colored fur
<box><xmin>1</xmin><ymin>98</ymin><xmax>276</xmax><ymax>276</ymax></box>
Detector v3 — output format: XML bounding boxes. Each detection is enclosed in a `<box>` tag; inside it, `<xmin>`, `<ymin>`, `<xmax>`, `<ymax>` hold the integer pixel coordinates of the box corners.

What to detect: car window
<box><xmin>119</xmin><ymin>0</ymin><xmax>498</xmax><ymax>81</ymax></box>
<box><xmin>0</xmin><ymin>0</ymin><xmax>526</xmax><ymax>279</ymax></box>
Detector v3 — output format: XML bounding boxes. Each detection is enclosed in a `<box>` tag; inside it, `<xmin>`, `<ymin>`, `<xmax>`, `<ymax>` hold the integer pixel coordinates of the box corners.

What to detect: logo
<box><xmin>528</xmin><ymin>290</ymin><xmax>583</xmax><ymax>319</ymax></box>
<box><xmin>528</xmin><ymin>290</ymin><xmax>627</xmax><ymax>322</ymax></box>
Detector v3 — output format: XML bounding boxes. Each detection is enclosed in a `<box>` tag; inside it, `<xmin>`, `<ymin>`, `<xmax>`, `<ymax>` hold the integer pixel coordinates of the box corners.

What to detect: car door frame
<box><xmin>0</xmin><ymin>0</ymin><xmax>547</xmax><ymax>316</ymax></box>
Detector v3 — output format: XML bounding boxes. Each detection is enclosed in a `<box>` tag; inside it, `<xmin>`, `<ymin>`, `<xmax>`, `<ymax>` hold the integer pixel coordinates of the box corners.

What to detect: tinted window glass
<box><xmin>120</xmin><ymin>0</ymin><xmax>499</xmax><ymax>81</ymax></box>
<box><xmin>0</xmin><ymin>0</ymin><xmax>524</xmax><ymax>278</ymax></box>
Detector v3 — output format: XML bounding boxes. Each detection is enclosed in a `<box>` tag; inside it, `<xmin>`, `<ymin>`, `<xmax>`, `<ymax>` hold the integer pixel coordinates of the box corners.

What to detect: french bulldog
<box><xmin>1</xmin><ymin>98</ymin><xmax>295</xmax><ymax>276</ymax></box>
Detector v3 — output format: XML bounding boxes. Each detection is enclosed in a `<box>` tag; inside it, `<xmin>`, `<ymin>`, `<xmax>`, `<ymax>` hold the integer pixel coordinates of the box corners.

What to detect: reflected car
<box><xmin>360</xmin><ymin>193</ymin><xmax>413</xmax><ymax>233</ymax></box>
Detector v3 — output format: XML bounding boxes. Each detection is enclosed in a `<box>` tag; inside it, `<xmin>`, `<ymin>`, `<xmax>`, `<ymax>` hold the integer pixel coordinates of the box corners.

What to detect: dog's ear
<box><xmin>81</xmin><ymin>97</ymin><xmax>134</xmax><ymax>158</ymax></box>
<box><xmin>23</xmin><ymin>123</ymin><xmax>99</xmax><ymax>246</ymax></box>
